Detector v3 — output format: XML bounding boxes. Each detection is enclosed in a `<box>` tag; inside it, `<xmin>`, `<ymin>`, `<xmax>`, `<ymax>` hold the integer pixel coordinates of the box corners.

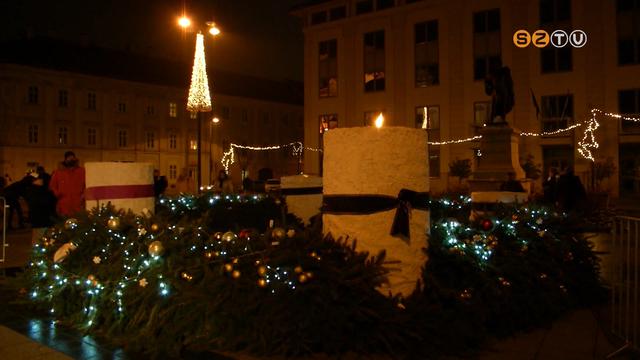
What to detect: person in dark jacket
<box><xmin>153</xmin><ymin>169</ymin><xmax>168</xmax><ymax>197</ymax></box>
<box><xmin>25</xmin><ymin>169</ymin><xmax>56</xmax><ymax>228</ymax></box>
<box><xmin>3</xmin><ymin>175</ymin><xmax>33</xmax><ymax>229</ymax></box>
<box><xmin>556</xmin><ymin>166</ymin><xmax>587</xmax><ymax>212</ymax></box>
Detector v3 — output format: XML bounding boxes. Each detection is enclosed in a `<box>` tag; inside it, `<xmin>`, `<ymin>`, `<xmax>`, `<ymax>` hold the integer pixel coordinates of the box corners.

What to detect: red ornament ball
<box><xmin>239</xmin><ymin>229</ymin><xmax>252</xmax><ymax>239</ymax></box>
<box><xmin>481</xmin><ymin>219</ymin><xmax>493</xmax><ymax>231</ymax></box>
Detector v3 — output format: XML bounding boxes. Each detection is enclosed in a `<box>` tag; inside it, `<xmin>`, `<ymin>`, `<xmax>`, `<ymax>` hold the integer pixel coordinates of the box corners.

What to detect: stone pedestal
<box><xmin>469</xmin><ymin>125</ymin><xmax>525</xmax><ymax>191</ymax></box>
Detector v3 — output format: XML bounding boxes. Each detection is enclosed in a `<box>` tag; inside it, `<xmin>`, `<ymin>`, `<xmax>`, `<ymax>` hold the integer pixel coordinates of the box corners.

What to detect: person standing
<box><xmin>217</xmin><ymin>170</ymin><xmax>234</xmax><ymax>194</ymax></box>
<box><xmin>556</xmin><ymin>166</ymin><xmax>587</xmax><ymax>212</ymax></box>
<box><xmin>542</xmin><ymin>167</ymin><xmax>560</xmax><ymax>205</ymax></box>
<box><xmin>153</xmin><ymin>169</ymin><xmax>168</xmax><ymax>197</ymax></box>
<box><xmin>25</xmin><ymin>170</ymin><xmax>56</xmax><ymax>243</ymax></box>
<box><xmin>3</xmin><ymin>174</ymin><xmax>33</xmax><ymax>229</ymax></box>
<box><xmin>50</xmin><ymin>151</ymin><xmax>85</xmax><ymax>217</ymax></box>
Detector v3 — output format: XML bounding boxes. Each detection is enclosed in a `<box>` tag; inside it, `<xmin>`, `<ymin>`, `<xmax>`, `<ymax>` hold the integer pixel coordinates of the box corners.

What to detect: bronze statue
<box><xmin>484</xmin><ymin>66</ymin><xmax>515</xmax><ymax>125</ymax></box>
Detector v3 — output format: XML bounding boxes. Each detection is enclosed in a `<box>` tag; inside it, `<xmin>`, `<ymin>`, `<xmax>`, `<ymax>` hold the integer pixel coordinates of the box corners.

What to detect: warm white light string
<box><xmin>219</xmin><ymin>108</ymin><xmax>634</xmax><ymax>171</ymax></box>
<box><xmin>221</xmin><ymin>142</ymin><xmax>323</xmax><ymax>172</ymax></box>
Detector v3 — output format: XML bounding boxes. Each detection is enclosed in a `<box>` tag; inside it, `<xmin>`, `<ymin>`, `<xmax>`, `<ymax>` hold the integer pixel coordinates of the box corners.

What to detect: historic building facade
<box><xmin>293</xmin><ymin>0</ymin><xmax>640</xmax><ymax>196</ymax></box>
<box><xmin>0</xmin><ymin>41</ymin><xmax>303</xmax><ymax>193</ymax></box>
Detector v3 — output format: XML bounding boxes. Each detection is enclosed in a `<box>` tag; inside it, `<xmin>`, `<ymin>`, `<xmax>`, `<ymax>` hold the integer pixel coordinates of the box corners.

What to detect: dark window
<box><xmin>540</xmin><ymin>0</ymin><xmax>572</xmax><ymax>73</ymax></box>
<box><xmin>617</xmin><ymin>0</ymin><xmax>640</xmax><ymax>65</ymax></box>
<box><xmin>415</xmin><ymin>20</ymin><xmax>439</xmax><ymax>86</ymax></box>
<box><xmin>364</xmin><ymin>30</ymin><xmax>385</xmax><ymax>92</ymax></box>
<box><xmin>541</xmin><ymin>94</ymin><xmax>573</xmax><ymax>132</ymax></box>
<box><xmin>118</xmin><ymin>130</ymin><xmax>128</xmax><ymax>148</ymax></box>
<box><xmin>147</xmin><ymin>105</ymin><xmax>155</xmax><ymax>115</ymax></box>
<box><xmin>28</xmin><ymin>124</ymin><xmax>38</xmax><ymax>144</ymax></box>
<box><xmin>58</xmin><ymin>90</ymin><xmax>68</xmax><ymax>107</ymax></box>
<box><xmin>330</xmin><ymin>6</ymin><xmax>346</xmax><ymax>20</ymax></box>
<box><xmin>87</xmin><ymin>92</ymin><xmax>96</xmax><ymax>110</ymax></box>
<box><xmin>415</xmin><ymin>106</ymin><xmax>440</xmax><ymax>177</ymax></box>
<box><xmin>473</xmin><ymin>9</ymin><xmax>501</xmax><ymax>80</ymax></box>
<box><xmin>474</xmin><ymin>102</ymin><xmax>492</xmax><ymax>132</ymax></box>
<box><xmin>377</xmin><ymin>0</ymin><xmax>394</xmax><ymax>10</ymax></box>
<box><xmin>543</xmin><ymin>145</ymin><xmax>573</xmax><ymax>175</ymax></box>
<box><xmin>27</xmin><ymin>86</ymin><xmax>38</xmax><ymax>104</ymax></box>
<box><xmin>118</xmin><ymin>102</ymin><xmax>126</xmax><ymax>113</ymax></box>
<box><xmin>58</xmin><ymin>127</ymin><xmax>68</xmax><ymax>145</ymax></box>
<box><xmin>319</xmin><ymin>39</ymin><xmax>338</xmax><ymax>97</ymax></box>
<box><xmin>540</xmin><ymin>0</ymin><xmax>571</xmax><ymax>24</ymax></box>
<box><xmin>221</xmin><ymin>106</ymin><xmax>230</xmax><ymax>120</ymax></box>
<box><xmin>311</xmin><ymin>11</ymin><xmax>327</xmax><ymax>25</ymax></box>
<box><xmin>87</xmin><ymin>128</ymin><xmax>97</xmax><ymax>146</ymax></box>
<box><xmin>620</xmin><ymin>89</ymin><xmax>640</xmax><ymax>133</ymax></box>
<box><xmin>169</xmin><ymin>133</ymin><xmax>178</xmax><ymax>149</ymax></box>
<box><xmin>356</xmin><ymin>0</ymin><xmax>373</xmax><ymax>14</ymax></box>
<box><xmin>541</xmin><ymin>47</ymin><xmax>572</xmax><ymax>73</ymax></box>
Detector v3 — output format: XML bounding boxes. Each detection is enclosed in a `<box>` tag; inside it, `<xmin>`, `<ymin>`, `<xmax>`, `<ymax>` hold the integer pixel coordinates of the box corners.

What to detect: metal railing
<box><xmin>609</xmin><ymin>216</ymin><xmax>640</xmax><ymax>357</ymax></box>
<box><xmin>0</xmin><ymin>196</ymin><xmax>7</xmax><ymax>263</ymax></box>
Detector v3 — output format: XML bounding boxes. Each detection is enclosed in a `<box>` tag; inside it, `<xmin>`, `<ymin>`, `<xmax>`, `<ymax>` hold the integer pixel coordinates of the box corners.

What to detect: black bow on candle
<box><xmin>322</xmin><ymin>189</ymin><xmax>430</xmax><ymax>243</ymax></box>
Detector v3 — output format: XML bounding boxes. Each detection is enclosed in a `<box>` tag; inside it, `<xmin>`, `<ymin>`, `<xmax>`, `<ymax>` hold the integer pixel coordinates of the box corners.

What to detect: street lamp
<box><xmin>181</xmin><ymin>16</ymin><xmax>221</xmax><ymax>193</ymax></box>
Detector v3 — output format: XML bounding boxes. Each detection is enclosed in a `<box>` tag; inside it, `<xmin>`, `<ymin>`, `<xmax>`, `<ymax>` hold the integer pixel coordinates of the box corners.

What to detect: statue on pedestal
<box><xmin>484</xmin><ymin>66</ymin><xmax>515</xmax><ymax>125</ymax></box>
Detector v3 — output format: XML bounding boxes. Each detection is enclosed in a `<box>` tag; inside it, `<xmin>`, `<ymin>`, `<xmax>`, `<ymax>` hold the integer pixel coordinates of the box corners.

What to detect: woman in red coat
<box><xmin>49</xmin><ymin>151</ymin><xmax>85</xmax><ymax>217</ymax></box>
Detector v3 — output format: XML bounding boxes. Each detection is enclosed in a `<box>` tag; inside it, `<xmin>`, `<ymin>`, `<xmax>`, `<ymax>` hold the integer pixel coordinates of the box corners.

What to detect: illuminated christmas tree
<box><xmin>187</xmin><ymin>32</ymin><xmax>212</xmax><ymax>112</ymax></box>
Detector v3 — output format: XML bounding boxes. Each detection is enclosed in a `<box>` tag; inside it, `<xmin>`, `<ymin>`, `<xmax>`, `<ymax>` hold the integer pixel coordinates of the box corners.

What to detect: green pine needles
<box><xmin>22</xmin><ymin>193</ymin><xmax>605</xmax><ymax>358</ymax></box>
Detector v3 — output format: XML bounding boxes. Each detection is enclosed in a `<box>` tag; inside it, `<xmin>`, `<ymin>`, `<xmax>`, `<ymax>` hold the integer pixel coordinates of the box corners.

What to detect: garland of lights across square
<box><xmin>23</xmin><ymin>192</ymin><xmax>603</xmax><ymax>358</ymax></box>
<box><xmin>219</xmin><ymin>108</ymin><xmax>633</xmax><ymax>171</ymax></box>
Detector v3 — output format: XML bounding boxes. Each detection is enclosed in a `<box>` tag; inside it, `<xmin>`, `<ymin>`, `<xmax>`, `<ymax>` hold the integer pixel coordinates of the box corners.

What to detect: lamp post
<box><xmin>180</xmin><ymin>16</ymin><xmax>220</xmax><ymax>193</ymax></box>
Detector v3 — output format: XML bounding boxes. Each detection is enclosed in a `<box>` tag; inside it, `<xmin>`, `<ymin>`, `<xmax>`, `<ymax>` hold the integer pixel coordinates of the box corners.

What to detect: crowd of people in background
<box><xmin>0</xmin><ymin>151</ymin><xmax>85</xmax><ymax>237</ymax></box>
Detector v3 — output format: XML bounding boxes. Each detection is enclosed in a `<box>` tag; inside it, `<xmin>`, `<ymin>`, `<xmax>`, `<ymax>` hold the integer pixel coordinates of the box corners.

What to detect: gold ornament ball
<box><xmin>310</xmin><ymin>251</ymin><xmax>317</xmax><ymax>258</ymax></box>
<box><xmin>64</xmin><ymin>218</ymin><xmax>78</xmax><ymax>230</ymax></box>
<box><xmin>148</xmin><ymin>241</ymin><xmax>165</xmax><ymax>257</ymax></box>
<box><xmin>87</xmin><ymin>274</ymin><xmax>95</xmax><ymax>281</ymax></box>
<box><xmin>257</xmin><ymin>266</ymin><xmax>267</xmax><ymax>276</ymax></box>
<box><xmin>294</xmin><ymin>266</ymin><xmax>303</xmax><ymax>274</ymax></box>
<box><xmin>305</xmin><ymin>272</ymin><xmax>313</xmax><ymax>279</ymax></box>
<box><xmin>272</xmin><ymin>227</ymin><xmax>286</xmax><ymax>240</ymax></box>
<box><xmin>224</xmin><ymin>264</ymin><xmax>233</xmax><ymax>272</ymax></box>
<box><xmin>204</xmin><ymin>252</ymin><xmax>214</xmax><ymax>259</ymax></box>
<box><xmin>150</xmin><ymin>224</ymin><xmax>160</xmax><ymax>232</ymax></box>
<box><xmin>107</xmin><ymin>217</ymin><xmax>120</xmax><ymax>230</ymax></box>
<box><xmin>231</xmin><ymin>270</ymin><xmax>241</xmax><ymax>279</ymax></box>
<box><xmin>298</xmin><ymin>274</ymin><xmax>308</xmax><ymax>283</ymax></box>
<box><xmin>257</xmin><ymin>278</ymin><xmax>267</xmax><ymax>288</ymax></box>
<box><xmin>213</xmin><ymin>232</ymin><xmax>223</xmax><ymax>240</ymax></box>
<box><xmin>222</xmin><ymin>231</ymin><xmax>237</xmax><ymax>242</ymax></box>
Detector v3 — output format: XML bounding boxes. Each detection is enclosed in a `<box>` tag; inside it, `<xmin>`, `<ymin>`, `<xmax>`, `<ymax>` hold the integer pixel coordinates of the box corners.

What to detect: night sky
<box><xmin>0</xmin><ymin>0</ymin><xmax>304</xmax><ymax>81</ymax></box>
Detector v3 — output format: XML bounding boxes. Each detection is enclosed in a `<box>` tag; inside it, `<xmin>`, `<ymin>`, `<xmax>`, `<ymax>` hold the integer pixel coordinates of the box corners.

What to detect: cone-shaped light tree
<box><xmin>187</xmin><ymin>33</ymin><xmax>213</xmax><ymax>192</ymax></box>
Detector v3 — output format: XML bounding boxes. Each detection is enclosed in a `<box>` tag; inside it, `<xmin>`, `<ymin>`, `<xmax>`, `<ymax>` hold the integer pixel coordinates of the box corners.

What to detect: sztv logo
<box><xmin>513</xmin><ymin>29</ymin><xmax>587</xmax><ymax>48</ymax></box>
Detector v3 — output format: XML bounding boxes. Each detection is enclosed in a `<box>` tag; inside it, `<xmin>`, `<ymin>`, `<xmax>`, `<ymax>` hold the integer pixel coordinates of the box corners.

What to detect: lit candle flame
<box><xmin>375</xmin><ymin>113</ymin><xmax>384</xmax><ymax>128</ymax></box>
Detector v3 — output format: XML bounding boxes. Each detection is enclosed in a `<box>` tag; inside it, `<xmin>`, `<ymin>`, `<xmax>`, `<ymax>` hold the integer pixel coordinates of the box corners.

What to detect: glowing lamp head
<box><xmin>374</xmin><ymin>113</ymin><xmax>384</xmax><ymax>128</ymax></box>
<box><xmin>212</xmin><ymin>117</ymin><xmax>220</xmax><ymax>124</ymax></box>
<box><xmin>178</xmin><ymin>16</ymin><xmax>191</xmax><ymax>29</ymax></box>
<box><xmin>207</xmin><ymin>22</ymin><xmax>221</xmax><ymax>36</ymax></box>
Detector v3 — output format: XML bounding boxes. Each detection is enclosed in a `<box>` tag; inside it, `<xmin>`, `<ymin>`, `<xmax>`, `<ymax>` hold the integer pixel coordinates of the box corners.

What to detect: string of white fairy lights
<box><xmin>219</xmin><ymin>108</ymin><xmax>638</xmax><ymax>170</ymax></box>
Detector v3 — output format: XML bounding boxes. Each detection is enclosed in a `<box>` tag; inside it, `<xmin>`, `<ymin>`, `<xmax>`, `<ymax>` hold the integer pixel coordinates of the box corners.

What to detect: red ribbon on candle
<box><xmin>85</xmin><ymin>184</ymin><xmax>154</xmax><ymax>201</ymax></box>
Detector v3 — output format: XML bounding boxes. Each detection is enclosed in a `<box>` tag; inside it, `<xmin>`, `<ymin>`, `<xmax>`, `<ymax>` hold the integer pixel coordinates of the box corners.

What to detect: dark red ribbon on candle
<box><xmin>85</xmin><ymin>184</ymin><xmax>154</xmax><ymax>201</ymax></box>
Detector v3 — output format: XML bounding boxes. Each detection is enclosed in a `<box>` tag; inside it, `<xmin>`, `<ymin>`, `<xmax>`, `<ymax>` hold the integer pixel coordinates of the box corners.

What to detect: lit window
<box><xmin>319</xmin><ymin>39</ymin><xmax>338</xmax><ymax>97</ymax></box>
<box><xmin>169</xmin><ymin>102</ymin><xmax>177</xmax><ymax>117</ymax></box>
<box><xmin>473</xmin><ymin>9</ymin><xmax>501</xmax><ymax>80</ymax></box>
<box><xmin>190</xmin><ymin>139</ymin><xmax>198</xmax><ymax>150</ymax></box>
<box><xmin>169</xmin><ymin>133</ymin><xmax>178</xmax><ymax>149</ymax></box>
<box><xmin>118</xmin><ymin>102</ymin><xmax>126</xmax><ymax>113</ymax></box>
<box><xmin>319</xmin><ymin>114</ymin><xmax>338</xmax><ymax>134</ymax></box>
<box><xmin>541</xmin><ymin>94</ymin><xmax>573</xmax><ymax>133</ymax></box>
